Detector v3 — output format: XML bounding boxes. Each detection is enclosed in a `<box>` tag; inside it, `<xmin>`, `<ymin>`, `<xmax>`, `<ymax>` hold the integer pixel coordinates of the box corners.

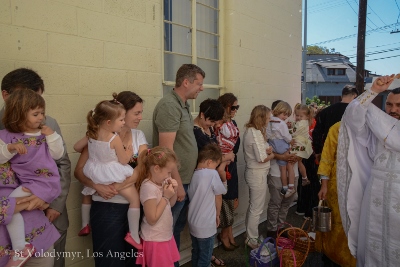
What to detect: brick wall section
<box><xmin>0</xmin><ymin>1</ymin><xmax>161</xmax><ymax>266</ymax></box>
<box><xmin>222</xmin><ymin>0</ymin><xmax>302</xmax><ymax>237</ymax></box>
<box><xmin>0</xmin><ymin>0</ymin><xmax>301</xmax><ymax>266</ymax></box>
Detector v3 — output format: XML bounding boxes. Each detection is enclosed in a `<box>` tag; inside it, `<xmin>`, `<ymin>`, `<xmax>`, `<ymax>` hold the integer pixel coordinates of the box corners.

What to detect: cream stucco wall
<box><xmin>0</xmin><ymin>0</ymin><xmax>301</xmax><ymax>266</ymax></box>
<box><xmin>221</xmin><ymin>0</ymin><xmax>303</xmax><ymax>252</ymax></box>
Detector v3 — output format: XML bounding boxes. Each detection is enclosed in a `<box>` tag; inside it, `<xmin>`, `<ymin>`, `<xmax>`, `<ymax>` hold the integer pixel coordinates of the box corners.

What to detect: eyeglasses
<box><xmin>231</xmin><ymin>105</ymin><xmax>240</xmax><ymax>111</ymax></box>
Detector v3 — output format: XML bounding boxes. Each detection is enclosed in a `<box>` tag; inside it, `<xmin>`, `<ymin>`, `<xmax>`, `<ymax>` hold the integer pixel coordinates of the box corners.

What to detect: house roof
<box><xmin>315</xmin><ymin>62</ymin><xmax>349</xmax><ymax>69</ymax></box>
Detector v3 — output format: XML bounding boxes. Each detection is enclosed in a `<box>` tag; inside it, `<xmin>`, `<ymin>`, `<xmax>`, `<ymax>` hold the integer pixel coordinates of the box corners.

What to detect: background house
<box><xmin>0</xmin><ymin>0</ymin><xmax>302</xmax><ymax>266</ymax></box>
<box><xmin>304</xmin><ymin>53</ymin><xmax>373</xmax><ymax>104</ymax></box>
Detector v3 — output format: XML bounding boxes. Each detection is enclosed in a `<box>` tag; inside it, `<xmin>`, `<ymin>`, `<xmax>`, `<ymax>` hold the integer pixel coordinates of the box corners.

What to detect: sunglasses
<box><xmin>230</xmin><ymin>105</ymin><xmax>240</xmax><ymax>111</ymax></box>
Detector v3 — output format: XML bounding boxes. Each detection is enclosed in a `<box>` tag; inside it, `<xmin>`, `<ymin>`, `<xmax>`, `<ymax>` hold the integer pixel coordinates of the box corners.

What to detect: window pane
<box><xmin>164</xmin><ymin>0</ymin><xmax>191</xmax><ymax>27</ymax></box>
<box><xmin>197</xmin><ymin>31</ymin><xmax>218</xmax><ymax>60</ymax></box>
<box><xmin>196</xmin><ymin>4</ymin><xmax>218</xmax><ymax>33</ymax></box>
<box><xmin>195</xmin><ymin>88</ymin><xmax>220</xmax><ymax>111</ymax></box>
<box><xmin>337</xmin><ymin>69</ymin><xmax>346</xmax><ymax>75</ymax></box>
<box><xmin>164</xmin><ymin>53</ymin><xmax>192</xmax><ymax>82</ymax></box>
<box><xmin>196</xmin><ymin>0</ymin><xmax>218</xmax><ymax>9</ymax></box>
<box><xmin>164</xmin><ymin>23</ymin><xmax>192</xmax><ymax>55</ymax></box>
<box><xmin>197</xmin><ymin>58</ymin><xmax>219</xmax><ymax>85</ymax></box>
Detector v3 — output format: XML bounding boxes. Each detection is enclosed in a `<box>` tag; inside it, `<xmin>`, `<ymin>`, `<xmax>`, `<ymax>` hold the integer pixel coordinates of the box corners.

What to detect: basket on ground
<box><xmin>287</xmin><ymin>218</ymin><xmax>315</xmax><ymax>253</ymax></box>
<box><xmin>276</xmin><ymin>225</ymin><xmax>311</xmax><ymax>267</ymax></box>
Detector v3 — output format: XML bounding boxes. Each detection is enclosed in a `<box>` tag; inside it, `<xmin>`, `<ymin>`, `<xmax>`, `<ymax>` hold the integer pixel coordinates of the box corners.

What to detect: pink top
<box><xmin>139</xmin><ymin>179</ymin><xmax>173</xmax><ymax>242</ymax></box>
<box><xmin>216</xmin><ymin>121</ymin><xmax>240</xmax><ymax>154</ymax></box>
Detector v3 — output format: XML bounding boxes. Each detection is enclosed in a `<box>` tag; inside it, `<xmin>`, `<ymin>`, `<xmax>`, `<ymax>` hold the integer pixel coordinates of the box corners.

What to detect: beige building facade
<box><xmin>0</xmin><ymin>0</ymin><xmax>302</xmax><ymax>266</ymax></box>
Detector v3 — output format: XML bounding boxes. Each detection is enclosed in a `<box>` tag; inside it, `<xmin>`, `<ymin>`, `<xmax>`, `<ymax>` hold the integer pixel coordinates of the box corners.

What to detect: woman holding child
<box><xmin>74</xmin><ymin>91</ymin><xmax>147</xmax><ymax>267</ymax></box>
<box><xmin>243</xmin><ymin>105</ymin><xmax>275</xmax><ymax>249</ymax></box>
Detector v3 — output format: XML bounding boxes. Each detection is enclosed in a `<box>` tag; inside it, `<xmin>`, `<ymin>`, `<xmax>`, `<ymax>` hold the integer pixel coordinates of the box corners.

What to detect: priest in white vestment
<box><xmin>337</xmin><ymin>75</ymin><xmax>400</xmax><ymax>267</ymax></box>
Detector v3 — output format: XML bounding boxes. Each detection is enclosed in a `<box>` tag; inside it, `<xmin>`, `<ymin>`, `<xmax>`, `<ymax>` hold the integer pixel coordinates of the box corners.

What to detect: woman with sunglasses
<box><xmin>215</xmin><ymin>93</ymin><xmax>241</xmax><ymax>251</ymax></box>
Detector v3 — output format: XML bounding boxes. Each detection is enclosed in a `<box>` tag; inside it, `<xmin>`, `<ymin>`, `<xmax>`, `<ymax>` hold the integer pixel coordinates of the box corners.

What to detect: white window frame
<box><xmin>161</xmin><ymin>0</ymin><xmax>224</xmax><ymax>92</ymax></box>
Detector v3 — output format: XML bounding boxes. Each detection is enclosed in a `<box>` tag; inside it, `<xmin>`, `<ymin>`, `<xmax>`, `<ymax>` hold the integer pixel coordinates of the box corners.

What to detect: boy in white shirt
<box><xmin>188</xmin><ymin>143</ymin><xmax>227</xmax><ymax>267</ymax></box>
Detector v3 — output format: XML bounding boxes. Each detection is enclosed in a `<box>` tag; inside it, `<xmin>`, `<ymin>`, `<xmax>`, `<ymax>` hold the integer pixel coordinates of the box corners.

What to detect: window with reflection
<box><xmin>163</xmin><ymin>0</ymin><xmax>220</xmax><ymax>113</ymax></box>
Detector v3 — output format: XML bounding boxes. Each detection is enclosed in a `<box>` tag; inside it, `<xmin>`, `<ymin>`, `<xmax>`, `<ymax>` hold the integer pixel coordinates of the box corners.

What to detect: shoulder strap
<box><xmin>109</xmin><ymin>134</ymin><xmax>117</xmax><ymax>143</ymax></box>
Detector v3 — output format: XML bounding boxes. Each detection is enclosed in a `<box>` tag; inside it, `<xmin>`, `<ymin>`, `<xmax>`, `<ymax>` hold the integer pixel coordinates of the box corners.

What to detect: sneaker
<box><xmin>285</xmin><ymin>188</ymin><xmax>295</xmax><ymax>198</ymax></box>
<box><xmin>5</xmin><ymin>244</ymin><xmax>35</xmax><ymax>267</ymax></box>
<box><xmin>78</xmin><ymin>224</ymin><xmax>90</xmax><ymax>236</ymax></box>
<box><xmin>295</xmin><ymin>211</ymin><xmax>305</xmax><ymax>216</ymax></box>
<box><xmin>124</xmin><ymin>232</ymin><xmax>142</xmax><ymax>250</ymax></box>
<box><xmin>245</xmin><ymin>237</ymin><xmax>260</xmax><ymax>250</ymax></box>
<box><xmin>280</xmin><ymin>188</ymin><xmax>287</xmax><ymax>196</ymax></box>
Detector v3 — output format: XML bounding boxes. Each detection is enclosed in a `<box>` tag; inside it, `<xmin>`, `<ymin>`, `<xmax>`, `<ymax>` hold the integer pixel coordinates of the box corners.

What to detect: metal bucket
<box><xmin>312</xmin><ymin>200</ymin><xmax>331</xmax><ymax>232</ymax></box>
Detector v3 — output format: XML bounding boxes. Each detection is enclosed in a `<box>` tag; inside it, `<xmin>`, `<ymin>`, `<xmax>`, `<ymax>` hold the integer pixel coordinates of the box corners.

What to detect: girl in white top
<box><xmin>74</xmin><ymin>96</ymin><xmax>141</xmax><ymax>249</ymax></box>
<box><xmin>289</xmin><ymin>104</ymin><xmax>313</xmax><ymax>186</ymax></box>
<box><xmin>135</xmin><ymin>146</ymin><xmax>180</xmax><ymax>267</ymax></box>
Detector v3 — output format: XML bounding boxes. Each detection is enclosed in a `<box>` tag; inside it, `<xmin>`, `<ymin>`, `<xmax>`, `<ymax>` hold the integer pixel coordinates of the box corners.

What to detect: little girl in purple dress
<box><xmin>0</xmin><ymin>89</ymin><xmax>63</xmax><ymax>267</ymax></box>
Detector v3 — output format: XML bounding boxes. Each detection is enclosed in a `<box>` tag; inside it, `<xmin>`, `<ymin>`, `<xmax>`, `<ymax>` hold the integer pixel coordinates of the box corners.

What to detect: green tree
<box><xmin>306</xmin><ymin>45</ymin><xmax>334</xmax><ymax>54</ymax></box>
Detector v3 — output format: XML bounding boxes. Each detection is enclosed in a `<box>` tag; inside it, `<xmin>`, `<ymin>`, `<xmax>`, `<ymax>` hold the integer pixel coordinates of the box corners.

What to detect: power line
<box><xmin>339</xmin><ymin>41</ymin><xmax>400</xmax><ymax>53</ymax></box>
<box><xmin>347</xmin><ymin>47</ymin><xmax>400</xmax><ymax>58</ymax></box>
<box><xmin>308</xmin><ymin>0</ymin><xmax>346</xmax><ymax>11</ymax></box>
<box><xmin>346</xmin><ymin>0</ymin><xmax>375</xmax><ymax>29</ymax></box>
<box><xmin>367</xmin><ymin>4</ymin><xmax>387</xmax><ymax>26</ymax></box>
<box><xmin>395</xmin><ymin>0</ymin><xmax>400</xmax><ymax>22</ymax></box>
<box><xmin>365</xmin><ymin>54</ymin><xmax>400</xmax><ymax>61</ymax></box>
<box><xmin>309</xmin><ymin>1</ymin><xmax>347</xmax><ymax>14</ymax></box>
<box><xmin>310</xmin><ymin>22</ymin><xmax>400</xmax><ymax>45</ymax></box>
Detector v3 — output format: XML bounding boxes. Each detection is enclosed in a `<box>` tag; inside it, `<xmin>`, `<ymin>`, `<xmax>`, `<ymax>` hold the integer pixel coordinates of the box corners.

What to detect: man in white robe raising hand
<box><xmin>337</xmin><ymin>75</ymin><xmax>400</xmax><ymax>267</ymax></box>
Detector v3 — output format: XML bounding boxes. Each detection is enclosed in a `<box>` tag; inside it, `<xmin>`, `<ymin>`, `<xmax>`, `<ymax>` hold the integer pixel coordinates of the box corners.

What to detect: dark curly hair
<box><xmin>199</xmin><ymin>99</ymin><xmax>225</xmax><ymax>121</ymax></box>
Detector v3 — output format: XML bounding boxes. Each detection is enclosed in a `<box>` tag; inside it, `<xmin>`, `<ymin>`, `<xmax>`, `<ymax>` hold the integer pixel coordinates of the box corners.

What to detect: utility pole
<box><xmin>356</xmin><ymin>0</ymin><xmax>367</xmax><ymax>93</ymax></box>
<box><xmin>301</xmin><ymin>0</ymin><xmax>307</xmax><ymax>104</ymax></box>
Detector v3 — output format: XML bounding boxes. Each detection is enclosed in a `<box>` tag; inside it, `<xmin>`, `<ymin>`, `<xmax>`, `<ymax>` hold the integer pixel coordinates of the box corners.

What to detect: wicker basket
<box><xmin>276</xmin><ymin>226</ymin><xmax>311</xmax><ymax>267</ymax></box>
<box><xmin>288</xmin><ymin>218</ymin><xmax>315</xmax><ymax>253</ymax></box>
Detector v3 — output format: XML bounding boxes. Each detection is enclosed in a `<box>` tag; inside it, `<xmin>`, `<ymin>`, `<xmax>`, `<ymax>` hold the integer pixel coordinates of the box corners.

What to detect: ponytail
<box><xmin>135</xmin><ymin>146</ymin><xmax>179</xmax><ymax>191</ymax></box>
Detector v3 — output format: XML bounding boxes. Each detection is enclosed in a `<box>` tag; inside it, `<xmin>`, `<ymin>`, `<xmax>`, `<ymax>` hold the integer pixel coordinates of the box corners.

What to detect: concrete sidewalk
<box><xmin>182</xmin><ymin>205</ymin><xmax>324</xmax><ymax>267</ymax></box>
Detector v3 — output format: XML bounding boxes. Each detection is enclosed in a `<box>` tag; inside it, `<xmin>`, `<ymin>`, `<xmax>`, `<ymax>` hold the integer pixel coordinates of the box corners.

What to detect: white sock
<box><xmin>81</xmin><ymin>204</ymin><xmax>91</xmax><ymax>228</ymax></box>
<box><xmin>6</xmin><ymin>213</ymin><xmax>26</xmax><ymax>250</ymax></box>
<box><xmin>128</xmin><ymin>208</ymin><xmax>141</xmax><ymax>244</ymax></box>
<box><xmin>288</xmin><ymin>184</ymin><xmax>294</xmax><ymax>189</ymax></box>
<box><xmin>283</xmin><ymin>186</ymin><xmax>288</xmax><ymax>190</ymax></box>
<box><xmin>302</xmin><ymin>177</ymin><xmax>308</xmax><ymax>180</ymax></box>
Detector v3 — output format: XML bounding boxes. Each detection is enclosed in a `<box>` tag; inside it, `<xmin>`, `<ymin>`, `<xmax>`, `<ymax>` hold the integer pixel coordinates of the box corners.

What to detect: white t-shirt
<box><xmin>92</xmin><ymin>129</ymin><xmax>148</xmax><ymax>203</ymax></box>
<box><xmin>188</xmin><ymin>168</ymin><xmax>227</xmax><ymax>238</ymax></box>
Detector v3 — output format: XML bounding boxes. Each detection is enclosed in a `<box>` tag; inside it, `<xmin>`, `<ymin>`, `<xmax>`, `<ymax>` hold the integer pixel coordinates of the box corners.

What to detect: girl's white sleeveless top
<box><xmin>82</xmin><ymin>134</ymin><xmax>133</xmax><ymax>195</ymax></box>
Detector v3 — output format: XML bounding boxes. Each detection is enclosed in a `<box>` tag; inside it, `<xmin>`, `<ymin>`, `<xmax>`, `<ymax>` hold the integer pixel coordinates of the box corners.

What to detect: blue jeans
<box><xmin>172</xmin><ymin>184</ymin><xmax>189</xmax><ymax>267</ymax></box>
<box><xmin>91</xmin><ymin>201</ymin><xmax>141</xmax><ymax>267</ymax></box>
<box><xmin>190</xmin><ymin>234</ymin><xmax>215</xmax><ymax>267</ymax></box>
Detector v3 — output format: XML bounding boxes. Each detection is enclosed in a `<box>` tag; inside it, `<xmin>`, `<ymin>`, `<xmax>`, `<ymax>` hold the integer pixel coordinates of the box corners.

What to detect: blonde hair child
<box><xmin>267</xmin><ymin>101</ymin><xmax>296</xmax><ymax>197</ymax></box>
<box><xmin>291</xmin><ymin>104</ymin><xmax>314</xmax><ymax>185</ymax></box>
<box><xmin>135</xmin><ymin>147</ymin><xmax>180</xmax><ymax>267</ymax></box>
<box><xmin>74</xmin><ymin>95</ymin><xmax>142</xmax><ymax>249</ymax></box>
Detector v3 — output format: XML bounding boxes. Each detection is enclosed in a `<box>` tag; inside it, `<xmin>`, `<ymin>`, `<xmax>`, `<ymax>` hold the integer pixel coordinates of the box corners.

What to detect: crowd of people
<box><xmin>0</xmin><ymin>64</ymin><xmax>399</xmax><ymax>267</ymax></box>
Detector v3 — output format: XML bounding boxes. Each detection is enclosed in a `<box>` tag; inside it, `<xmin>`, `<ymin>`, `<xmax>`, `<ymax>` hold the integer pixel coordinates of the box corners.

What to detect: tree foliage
<box><xmin>306</xmin><ymin>45</ymin><xmax>334</xmax><ymax>54</ymax></box>
<box><xmin>306</xmin><ymin>96</ymin><xmax>330</xmax><ymax>108</ymax></box>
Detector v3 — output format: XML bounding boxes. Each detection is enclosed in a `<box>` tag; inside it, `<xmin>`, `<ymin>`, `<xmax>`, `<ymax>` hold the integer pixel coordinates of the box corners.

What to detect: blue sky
<box><xmin>305</xmin><ymin>0</ymin><xmax>400</xmax><ymax>75</ymax></box>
